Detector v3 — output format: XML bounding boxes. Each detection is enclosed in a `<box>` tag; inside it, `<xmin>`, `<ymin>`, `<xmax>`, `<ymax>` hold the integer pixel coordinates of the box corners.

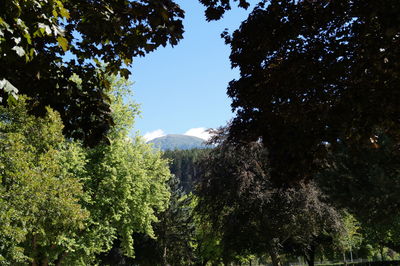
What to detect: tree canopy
<box><xmin>0</xmin><ymin>76</ymin><xmax>172</xmax><ymax>265</ymax></box>
<box><xmin>196</xmin><ymin>1</ymin><xmax>400</xmax><ymax>262</ymax></box>
<box><xmin>163</xmin><ymin>148</ymin><xmax>210</xmax><ymax>192</ymax></box>
<box><xmin>1</xmin><ymin>1</ymin><xmax>400</xmax><ymax>265</ymax></box>
<box><xmin>218</xmin><ymin>0</ymin><xmax>400</xmax><ymax>183</ymax></box>
<box><xmin>0</xmin><ymin>98</ymin><xmax>88</xmax><ymax>265</ymax></box>
<box><xmin>0</xmin><ymin>0</ymin><xmax>184</xmax><ymax>146</ymax></box>
<box><xmin>195</xmin><ymin>130</ymin><xmax>342</xmax><ymax>265</ymax></box>
<box><xmin>318</xmin><ymin>135</ymin><xmax>400</xmax><ymax>252</ymax></box>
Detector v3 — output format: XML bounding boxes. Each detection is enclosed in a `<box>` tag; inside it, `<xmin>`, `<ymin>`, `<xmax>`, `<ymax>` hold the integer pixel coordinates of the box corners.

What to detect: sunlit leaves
<box><xmin>0</xmin><ymin>0</ymin><xmax>184</xmax><ymax>145</ymax></box>
<box><xmin>65</xmin><ymin>76</ymin><xmax>171</xmax><ymax>262</ymax></box>
<box><xmin>0</xmin><ymin>98</ymin><xmax>89</xmax><ymax>264</ymax></box>
<box><xmin>0</xmin><ymin>78</ymin><xmax>18</xmax><ymax>103</ymax></box>
<box><xmin>57</xmin><ymin>36</ymin><xmax>68</xmax><ymax>51</ymax></box>
<box><xmin>0</xmin><ymin>77</ymin><xmax>172</xmax><ymax>264</ymax></box>
<box><xmin>11</xmin><ymin>45</ymin><xmax>24</xmax><ymax>56</ymax></box>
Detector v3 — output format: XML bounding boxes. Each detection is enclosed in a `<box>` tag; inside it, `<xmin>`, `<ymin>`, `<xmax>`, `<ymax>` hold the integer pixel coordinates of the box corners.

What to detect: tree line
<box><xmin>1</xmin><ymin>0</ymin><xmax>399</xmax><ymax>265</ymax></box>
<box><xmin>124</xmin><ymin>141</ymin><xmax>400</xmax><ymax>265</ymax></box>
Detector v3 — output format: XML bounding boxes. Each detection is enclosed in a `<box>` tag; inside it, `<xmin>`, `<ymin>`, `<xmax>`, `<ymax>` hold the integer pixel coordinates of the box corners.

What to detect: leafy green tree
<box><xmin>0</xmin><ymin>0</ymin><xmax>184</xmax><ymax>145</ymax></box>
<box><xmin>0</xmin><ymin>98</ymin><xmax>89</xmax><ymax>265</ymax></box>
<box><xmin>334</xmin><ymin>213</ymin><xmax>363</xmax><ymax>262</ymax></box>
<box><xmin>0</xmin><ymin>75</ymin><xmax>173</xmax><ymax>265</ymax></box>
<box><xmin>66</xmin><ymin>76</ymin><xmax>171</xmax><ymax>264</ymax></box>
<box><xmin>192</xmin><ymin>196</ymin><xmax>224</xmax><ymax>266</ymax></box>
<box><xmin>104</xmin><ymin>177</ymin><xmax>195</xmax><ymax>266</ymax></box>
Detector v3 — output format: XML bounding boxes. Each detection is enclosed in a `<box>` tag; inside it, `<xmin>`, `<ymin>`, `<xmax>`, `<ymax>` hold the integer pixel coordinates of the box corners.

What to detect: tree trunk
<box><xmin>305</xmin><ymin>245</ymin><xmax>315</xmax><ymax>266</ymax></box>
<box><xmin>55</xmin><ymin>251</ymin><xmax>67</xmax><ymax>266</ymax></box>
<box><xmin>163</xmin><ymin>246</ymin><xmax>168</xmax><ymax>266</ymax></box>
<box><xmin>41</xmin><ymin>256</ymin><xmax>49</xmax><ymax>266</ymax></box>
<box><xmin>350</xmin><ymin>247</ymin><xmax>353</xmax><ymax>262</ymax></box>
<box><xmin>31</xmin><ymin>235</ymin><xmax>38</xmax><ymax>266</ymax></box>
<box><xmin>269</xmin><ymin>250</ymin><xmax>282</xmax><ymax>266</ymax></box>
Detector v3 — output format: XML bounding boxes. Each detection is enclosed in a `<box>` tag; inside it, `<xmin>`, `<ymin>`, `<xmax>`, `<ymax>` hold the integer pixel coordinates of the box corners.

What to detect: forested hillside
<box><xmin>163</xmin><ymin>148</ymin><xmax>210</xmax><ymax>192</ymax></box>
<box><xmin>148</xmin><ymin>134</ymin><xmax>209</xmax><ymax>151</ymax></box>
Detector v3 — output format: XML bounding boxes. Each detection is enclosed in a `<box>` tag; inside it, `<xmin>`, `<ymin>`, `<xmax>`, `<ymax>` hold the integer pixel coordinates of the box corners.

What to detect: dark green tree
<box><xmin>201</xmin><ymin>0</ymin><xmax>400</xmax><ymax>258</ymax></box>
<box><xmin>156</xmin><ymin>175</ymin><xmax>195</xmax><ymax>266</ymax></box>
<box><xmin>163</xmin><ymin>148</ymin><xmax>210</xmax><ymax>192</ymax></box>
<box><xmin>318</xmin><ymin>135</ymin><xmax>400</xmax><ymax>252</ymax></box>
<box><xmin>0</xmin><ymin>0</ymin><xmax>184</xmax><ymax>145</ymax></box>
<box><xmin>206</xmin><ymin>0</ymin><xmax>400</xmax><ymax>185</ymax></box>
<box><xmin>131</xmin><ymin>175</ymin><xmax>195</xmax><ymax>266</ymax></box>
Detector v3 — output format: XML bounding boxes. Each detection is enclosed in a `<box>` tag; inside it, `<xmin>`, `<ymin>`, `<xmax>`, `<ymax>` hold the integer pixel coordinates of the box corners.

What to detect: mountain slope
<box><xmin>148</xmin><ymin>134</ymin><xmax>208</xmax><ymax>150</ymax></box>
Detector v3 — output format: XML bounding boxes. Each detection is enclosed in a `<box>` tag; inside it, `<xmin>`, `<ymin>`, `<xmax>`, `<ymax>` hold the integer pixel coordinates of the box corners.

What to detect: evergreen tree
<box><xmin>132</xmin><ymin>175</ymin><xmax>195</xmax><ymax>266</ymax></box>
<box><xmin>163</xmin><ymin>148</ymin><xmax>210</xmax><ymax>192</ymax></box>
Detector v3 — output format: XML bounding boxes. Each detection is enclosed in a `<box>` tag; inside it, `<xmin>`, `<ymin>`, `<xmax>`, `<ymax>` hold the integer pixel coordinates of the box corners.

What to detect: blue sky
<box><xmin>130</xmin><ymin>0</ymin><xmax>254</xmax><ymax>141</ymax></box>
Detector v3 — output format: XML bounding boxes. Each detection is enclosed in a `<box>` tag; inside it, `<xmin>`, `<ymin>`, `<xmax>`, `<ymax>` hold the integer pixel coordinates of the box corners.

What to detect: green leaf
<box><xmin>29</xmin><ymin>48</ymin><xmax>35</xmax><ymax>57</ymax></box>
<box><xmin>57</xmin><ymin>36</ymin><xmax>68</xmax><ymax>52</ymax></box>
<box><xmin>23</xmin><ymin>32</ymin><xmax>32</xmax><ymax>45</ymax></box>
<box><xmin>59</xmin><ymin>7</ymin><xmax>70</xmax><ymax>19</ymax></box>
<box><xmin>12</xmin><ymin>46</ymin><xmax>25</xmax><ymax>57</ymax></box>
<box><xmin>38</xmin><ymin>23</ymin><xmax>52</xmax><ymax>35</ymax></box>
<box><xmin>119</xmin><ymin>68</ymin><xmax>131</xmax><ymax>79</ymax></box>
<box><xmin>93</xmin><ymin>58</ymin><xmax>101</xmax><ymax>66</ymax></box>
<box><xmin>123</xmin><ymin>58</ymin><xmax>132</xmax><ymax>65</ymax></box>
<box><xmin>52</xmin><ymin>9</ymin><xmax>58</xmax><ymax>18</ymax></box>
<box><xmin>0</xmin><ymin>79</ymin><xmax>19</xmax><ymax>100</ymax></box>
<box><xmin>7</xmin><ymin>94</ymin><xmax>18</xmax><ymax>105</ymax></box>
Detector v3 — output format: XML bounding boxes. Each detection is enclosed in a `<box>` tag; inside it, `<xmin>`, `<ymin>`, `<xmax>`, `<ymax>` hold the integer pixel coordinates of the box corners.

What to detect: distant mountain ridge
<box><xmin>148</xmin><ymin>134</ymin><xmax>209</xmax><ymax>151</ymax></box>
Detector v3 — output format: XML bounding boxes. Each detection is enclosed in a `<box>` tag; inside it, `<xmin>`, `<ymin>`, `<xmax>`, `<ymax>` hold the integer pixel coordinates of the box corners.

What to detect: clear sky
<box><xmin>129</xmin><ymin>0</ymin><xmax>254</xmax><ymax>141</ymax></box>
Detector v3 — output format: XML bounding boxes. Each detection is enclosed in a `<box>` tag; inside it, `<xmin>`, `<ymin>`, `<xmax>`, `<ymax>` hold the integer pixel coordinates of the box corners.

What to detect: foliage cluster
<box><xmin>0</xmin><ymin>0</ymin><xmax>184</xmax><ymax>146</ymax></box>
<box><xmin>163</xmin><ymin>148</ymin><xmax>210</xmax><ymax>192</ymax></box>
<box><xmin>0</xmin><ymin>77</ymin><xmax>171</xmax><ymax>265</ymax></box>
<box><xmin>222</xmin><ymin>0</ymin><xmax>400</xmax><ymax>185</ymax></box>
<box><xmin>193</xmin><ymin>0</ymin><xmax>400</xmax><ymax>265</ymax></box>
